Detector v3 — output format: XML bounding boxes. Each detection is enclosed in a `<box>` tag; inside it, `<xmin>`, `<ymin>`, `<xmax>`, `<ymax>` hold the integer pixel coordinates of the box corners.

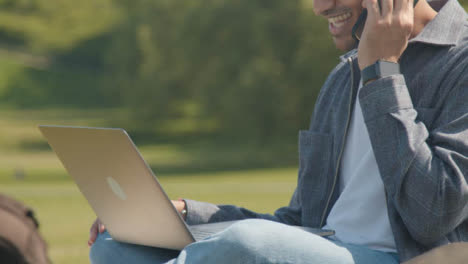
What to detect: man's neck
<box><xmin>411</xmin><ymin>0</ymin><xmax>438</xmax><ymax>38</ymax></box>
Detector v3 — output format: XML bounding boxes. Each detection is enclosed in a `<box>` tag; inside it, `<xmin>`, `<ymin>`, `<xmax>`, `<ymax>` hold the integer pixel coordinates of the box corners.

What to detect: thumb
<box><xmin>99</xmin><ymin>223</ymin><xmax>106</xmax><ymax>233</ymax></box>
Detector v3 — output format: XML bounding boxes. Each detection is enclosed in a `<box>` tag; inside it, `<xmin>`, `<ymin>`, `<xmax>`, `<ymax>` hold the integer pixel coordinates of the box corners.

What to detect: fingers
<box><xmin>380</xmin><ymin>0</ymin><xmax>393</xmax><ymax>18</ymax></box>
<box><xmin>99</xmin><ymin>223</ymin><xmax>106</xmax><ymax>233</ymax></box>
<box><xmin>365</xmin><ymin>0</ymin><xmax>391</xmax><ymax>18</ymax></box>
<box><xmin>365</xmin><ymin>0</ymin><xmax>381</xmax><ymax>20</ymax></box>
<box><xmin>394</xmin><ymin>0</ymin><xmax>403</xmax><ymax>12</ymax></box>
<box><xmin>395</xmin><ymin>0</ymin><xmax>411</xmax><ymax>13</ymax></box>
<box><xmin>368</xmin><ymin>0</ymin><xmax>412</xmax><ymax>18</ymax></box>
<box><xmin>88</xmin><ymin>219</ymin><xmax>105</xmax><ymax>247</ymax></box>
<box><xmin>88</xmin><ymin>220</ymin><xmax>98</xmax><ymax>246</ymax></box>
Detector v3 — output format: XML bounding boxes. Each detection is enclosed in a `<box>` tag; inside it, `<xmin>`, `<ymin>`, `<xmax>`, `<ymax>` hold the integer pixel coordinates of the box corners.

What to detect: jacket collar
<box><xmin>339</xmin><ymin>49</ymin><xmax>357</xmax><ymax>62</ymax></box>
<box><xmin>409</xmin><ymin>0</ymin><xmax>467</xmax><ymax>46</ymax></box>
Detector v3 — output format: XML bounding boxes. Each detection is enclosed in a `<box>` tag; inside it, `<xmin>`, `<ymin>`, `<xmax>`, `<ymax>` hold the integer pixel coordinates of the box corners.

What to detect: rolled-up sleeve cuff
<box><xmin>183</xmin><ymin>199</ymin><xmax>220</xmax><ymax>225</ymax></box>
<box><xmin>359</xmin><ymin>74</ymin><xmax>414</xmax><ymax>122</ymax></box>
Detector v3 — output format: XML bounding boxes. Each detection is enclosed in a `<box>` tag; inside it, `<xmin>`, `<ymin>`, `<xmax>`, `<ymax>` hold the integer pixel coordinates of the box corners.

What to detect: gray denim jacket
<box><xmin>184</xmin><ymin>0</ymin><xmax>468</xmax><ymax>261</ymax></box>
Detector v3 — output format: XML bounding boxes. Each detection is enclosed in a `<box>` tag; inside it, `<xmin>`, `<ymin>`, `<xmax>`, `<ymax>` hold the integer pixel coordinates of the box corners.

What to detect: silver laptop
<box><xmin>39</xmin><ymin>125</ymin><xmax>334</xmax><ymax>250</ymax></box>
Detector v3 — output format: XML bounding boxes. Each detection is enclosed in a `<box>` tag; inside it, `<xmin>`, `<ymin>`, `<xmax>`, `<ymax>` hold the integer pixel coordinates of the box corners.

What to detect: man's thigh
<box><xmin>89</xmin><ymin>231</ymin><xmax>179</xmax><ymax>264</ymax></box>
<box><xmin>172</xmin><ymin>219</ymin><xmax>399</xmax><ymax>264</ymax></box>
<box><xmin>90</xmin><ymin>219</ymin><xmax>400</xmax><ymax>264</ymax></box>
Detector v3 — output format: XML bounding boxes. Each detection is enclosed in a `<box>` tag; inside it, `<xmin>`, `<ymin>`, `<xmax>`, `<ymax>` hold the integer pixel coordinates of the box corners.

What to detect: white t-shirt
<box><xmin>322</xmin><ymin>81</ymin><xmax>396</xmax><ymax>252</ymax></box>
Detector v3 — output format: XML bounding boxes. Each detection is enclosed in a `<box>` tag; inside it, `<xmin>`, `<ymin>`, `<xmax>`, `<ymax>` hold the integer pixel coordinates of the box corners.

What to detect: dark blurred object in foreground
<box><xmin>0</xmin><ymin>237</ymin><xmax>29</xmax><ymax>264</ymax></box>
<box><xmin>0</xmin><ymin>194</ymin><xmax>50</xmax><ymax>264</ymax></box>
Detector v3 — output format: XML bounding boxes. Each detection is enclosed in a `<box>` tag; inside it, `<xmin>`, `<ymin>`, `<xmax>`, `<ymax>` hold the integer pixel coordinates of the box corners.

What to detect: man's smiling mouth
<box><xmin>328</xmin><ymin>12</ymin><xmax>353</xmax><ymax>28</ymax></box>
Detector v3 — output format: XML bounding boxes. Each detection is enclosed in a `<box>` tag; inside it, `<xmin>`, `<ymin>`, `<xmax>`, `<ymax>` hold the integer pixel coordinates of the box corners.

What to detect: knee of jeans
<box><xmin>219</xmin><ymin>219</ymin><xmax>278</xmax><ymax>250</ymax></box>
<box><xmin>227</xmin><ymin>219</ymin><xmax>280</xmax><ymax>234</ymax></box>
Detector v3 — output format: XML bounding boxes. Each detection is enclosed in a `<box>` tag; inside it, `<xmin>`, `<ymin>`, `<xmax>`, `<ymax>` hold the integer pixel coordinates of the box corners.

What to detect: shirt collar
<box><xmin>340</xmin><ymin>49</ymin><xmax>357</xmax><ymax>62</ymax></box>
<box><xmin>409</xmin><ymin>0</ymin><xmax>467</xmax><ymax>46</ymax></box>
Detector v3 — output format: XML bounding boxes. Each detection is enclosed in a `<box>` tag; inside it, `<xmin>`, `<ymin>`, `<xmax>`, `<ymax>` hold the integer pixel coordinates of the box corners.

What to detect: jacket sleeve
<box><xmin>183</xmin><ymin>188</ymin><xmax>302</xmax><ymax>226</ymax></box>
<box><xmin>359</xmin><ymin>69</ymin><xmax>468</xmax><ymax>246</ymax></box>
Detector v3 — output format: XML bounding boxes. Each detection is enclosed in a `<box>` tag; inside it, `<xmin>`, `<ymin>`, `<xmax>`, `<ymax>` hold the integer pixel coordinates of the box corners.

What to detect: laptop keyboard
<box><xmin>188</xmin><ymin>221</ymin><xmax>237</xmax><ymax>241</ymax></box>
<box><xmin>190</xmin><ymin>229</ymin><xmax>217</xmax><ymax>241</ymax></box>
<box><xmin>187</xmin><ymin>221</ymin><xmax>335</xmax><ymax>241</ymax></box>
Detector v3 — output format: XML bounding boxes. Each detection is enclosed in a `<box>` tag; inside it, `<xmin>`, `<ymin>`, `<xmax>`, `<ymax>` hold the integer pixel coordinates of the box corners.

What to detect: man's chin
<box><xmin>332</xmin><ymin>36</ymin><xmax>357</xmax><ymax>52</ymax></box>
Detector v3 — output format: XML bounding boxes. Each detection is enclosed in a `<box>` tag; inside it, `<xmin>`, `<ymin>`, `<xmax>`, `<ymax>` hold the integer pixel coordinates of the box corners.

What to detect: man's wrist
<box><xmin>177</xmin><ymin>199</ymin><xmax>188</xmax><ymax>220</ymax></box>
<box><xmin>361</xmin><ymin>60</ymin><xmax>401</xmax><ymax>85</ymax></box>
<box><xmin>359</xmin><ymin>56</ymin><xmax>399</xmax><ymax>71</ymax></box>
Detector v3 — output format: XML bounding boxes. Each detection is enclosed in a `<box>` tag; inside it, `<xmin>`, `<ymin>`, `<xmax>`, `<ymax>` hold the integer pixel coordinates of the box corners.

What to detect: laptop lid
<box><xmin>39</xmin><ymin>125</ymin><xmax>194</xmax><ymax>250</ymax></box>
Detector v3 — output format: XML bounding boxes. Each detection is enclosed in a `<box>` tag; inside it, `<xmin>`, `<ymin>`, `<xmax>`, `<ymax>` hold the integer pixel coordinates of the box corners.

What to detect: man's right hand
<box><xmin>88</xmin><ymin>218</ymin><xmax>106</xmax><ymax>247</ymax></box>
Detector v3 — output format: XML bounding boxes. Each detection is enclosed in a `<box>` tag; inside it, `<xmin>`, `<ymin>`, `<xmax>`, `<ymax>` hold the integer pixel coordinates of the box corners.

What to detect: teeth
<box><xmin>328</xmin><ymin>12</ymin><xmax>352</xmax><ymax>26</ymax></box>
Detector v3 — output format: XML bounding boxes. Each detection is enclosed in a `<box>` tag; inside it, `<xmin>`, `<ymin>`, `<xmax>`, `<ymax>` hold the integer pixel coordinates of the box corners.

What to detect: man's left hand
<box><xmin>357</xmin><ymin>0</ymin><xmax>414</xmax><ymax>70</ymax></box>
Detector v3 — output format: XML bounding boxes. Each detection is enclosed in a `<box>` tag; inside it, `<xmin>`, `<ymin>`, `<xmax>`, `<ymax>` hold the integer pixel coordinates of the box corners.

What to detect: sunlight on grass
<box><xmin>0</xmin><ymin>108</ymin><xmax>123</xmax><ymax>178</ymax></box>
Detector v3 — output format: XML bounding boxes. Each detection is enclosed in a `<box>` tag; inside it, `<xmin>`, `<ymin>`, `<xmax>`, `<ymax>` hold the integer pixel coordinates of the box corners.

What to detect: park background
<box><xmin>1</xmin><ymin>0</ymin><xmax>467</xmax><ymax>263</ymax></box>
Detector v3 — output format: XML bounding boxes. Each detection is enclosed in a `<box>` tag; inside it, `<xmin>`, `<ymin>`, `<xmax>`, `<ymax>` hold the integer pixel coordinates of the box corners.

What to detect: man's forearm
<box><xmin>359</xmin><ymin>74</ymin><xmax>468</xmax><ymax>245</ymax></box>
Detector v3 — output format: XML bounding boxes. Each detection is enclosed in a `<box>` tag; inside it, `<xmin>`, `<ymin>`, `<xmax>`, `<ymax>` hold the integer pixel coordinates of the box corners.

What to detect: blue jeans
<box><xmin>90</xmin><ymin>219</ymin><xmax>400</xmax><ymax>264</ymax></box>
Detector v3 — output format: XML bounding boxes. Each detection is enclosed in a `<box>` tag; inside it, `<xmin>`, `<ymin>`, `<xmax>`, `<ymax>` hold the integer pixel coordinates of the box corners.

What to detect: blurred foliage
<box><xmin>103</xmin><ymin>0</ymin><xmax>340</xmax><ymax>141</ymax></box>
<box><xmin>0</xmin><ymin>0</ymin><xmax>119</xmax><ymax>51</ymax></box>
<box><xmin>0</xmin><ymin>0</ymin><xmax>465</xmax><ymax>142</ymax></box>
<box><xmin>0</xmin><ymin>0</ymin><xmax>120</xmax><ymax>107</ymax></box>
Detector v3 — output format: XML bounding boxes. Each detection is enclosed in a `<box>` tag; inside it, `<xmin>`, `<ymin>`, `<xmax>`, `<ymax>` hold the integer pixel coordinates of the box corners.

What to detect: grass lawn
<box><xmin>3</xmin><ymin>169</ymin><xmax>298</xmax><ymax>264</ymax></box>
<box><xmin>0</xmin><ymin>108</ymin><xmax>299</xmax><ymax>263</ymax></box>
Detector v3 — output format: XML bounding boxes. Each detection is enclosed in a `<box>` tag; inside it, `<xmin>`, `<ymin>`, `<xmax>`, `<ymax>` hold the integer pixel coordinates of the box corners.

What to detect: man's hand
<box><xmin>173</xmin><ymin>199</ymin><xmax>187</xmax><ymax>220</ymax></box>
<box><xmin>357</xmin><ymin>0</ymin><xmax>414</xmax><ymax>70</ymax></box>
<box><xmin>87</xmin><ymin>200</ymin><xmax>187</xmax><ymax>246</ymax></box>
<box><xmin>88</xmin><ymin>218</ymin><xmax>106</xmax><ymax>247</ymax></box>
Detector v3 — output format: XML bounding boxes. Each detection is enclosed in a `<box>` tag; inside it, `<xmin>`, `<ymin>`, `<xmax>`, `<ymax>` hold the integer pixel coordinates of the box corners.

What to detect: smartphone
<box><xmin>351</xmin><ymin>0</ymin><xmax>420</xmax><ymax>43</ymax></box>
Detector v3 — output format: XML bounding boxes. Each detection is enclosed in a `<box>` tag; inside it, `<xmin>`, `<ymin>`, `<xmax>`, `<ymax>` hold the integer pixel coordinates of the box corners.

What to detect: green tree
<box><xmin>104</xmin><ymin>0</ymin><xmax>340</xmax><ymax>141</ymax></box>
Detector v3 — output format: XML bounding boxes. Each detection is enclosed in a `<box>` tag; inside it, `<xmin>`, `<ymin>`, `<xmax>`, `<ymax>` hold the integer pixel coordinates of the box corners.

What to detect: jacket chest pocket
<box><xmin>298</xmin><ymin>130</ymin><xmax>333</xmax><ymax>226</ymax></box>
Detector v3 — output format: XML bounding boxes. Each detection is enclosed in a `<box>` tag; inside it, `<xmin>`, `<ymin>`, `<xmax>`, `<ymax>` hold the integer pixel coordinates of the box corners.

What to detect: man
<box><xmin>89</xmin><ymin>0</ymin><xmax>468</xmax><ymax>262</ymax></box>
